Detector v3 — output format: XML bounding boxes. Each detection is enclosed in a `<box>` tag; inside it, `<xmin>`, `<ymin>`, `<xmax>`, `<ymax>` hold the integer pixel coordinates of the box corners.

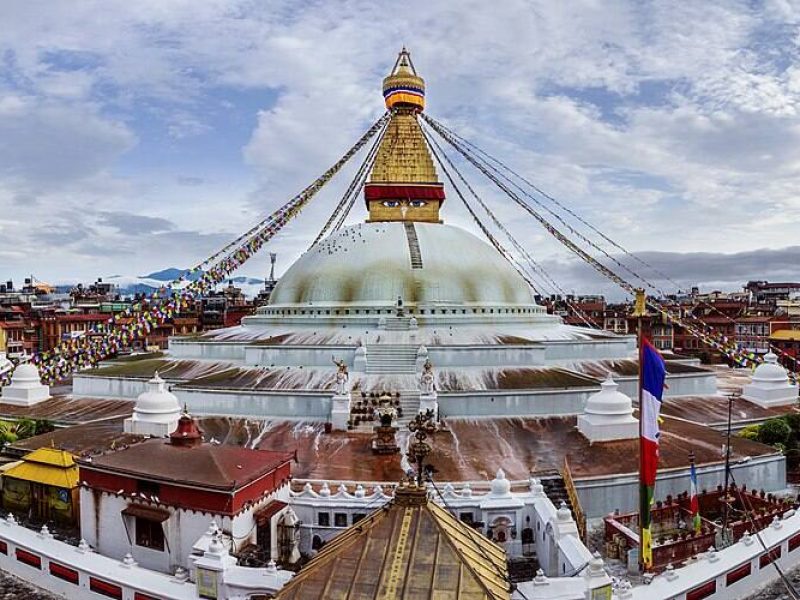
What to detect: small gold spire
<box><xmin>632</xmin><ymin>288</ymin><xmax>647</xmax><ymax>318</ymax></box>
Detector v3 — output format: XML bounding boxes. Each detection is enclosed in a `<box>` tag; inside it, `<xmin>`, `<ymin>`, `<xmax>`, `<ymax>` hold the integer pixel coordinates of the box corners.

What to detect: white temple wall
<box><xmin>439</xmin><ymin>389</ymin><xmax>595</xmax><ymax>418</ymax></box>
<box><xmin>169</xmin><ymin>339</ymin><xmax>247</xmax><ymax>361</ymax></box>
<box><xmin>425</xmin><ymin>345</ymin><xmax>546</xmax><ymax>368</ymax></box>
<box><xmin>176</xmin><ymin>388</ymin><xmax>332</xmax><ymax>419</ymax></box>
<box><xmin>80</xmin><ymin>489</ymin><xmax>225</xmax><ymax>574</ymax></box>
<box><xmin>73</xmin><ymin>375</ymin><xmax>150</xmax><ymax>399</ymax></box>
<box><xmin>614</xmin><ymin>372</ymin><xmax>718</xmax><ymax>399</ymax></box>
<box><xmin>244</xmin><ymin>345</ymin><xmax>357</xmax><ymax>368</ymax></box>
<box><xmin>575</xmin><ymin>453</ymin><xmax>786</xmax><ymax>518</ymax></box>
<box><xmin>544</xmin><ymin>338</ymin><xmax>636</xmax><ymax>362</ymax></box>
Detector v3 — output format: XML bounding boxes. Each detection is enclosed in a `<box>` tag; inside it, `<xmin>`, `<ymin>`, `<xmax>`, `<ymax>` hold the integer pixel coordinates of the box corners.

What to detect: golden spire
<box><xmin>365</xmin><ymin>49</ymin><xmax>445</xmax><ymax>224</ymax></box>
<box><xmin>382</xmin><ymin>47</ymin><xmax>426</xmax><ymax>112</ymax></box>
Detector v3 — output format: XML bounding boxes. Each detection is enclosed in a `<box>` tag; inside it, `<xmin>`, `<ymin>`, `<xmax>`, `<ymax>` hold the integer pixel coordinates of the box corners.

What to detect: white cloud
<box><xmin>0</xmin><ymin>0</ymin><xmax>799</xmax><ymax>292</ymax></box>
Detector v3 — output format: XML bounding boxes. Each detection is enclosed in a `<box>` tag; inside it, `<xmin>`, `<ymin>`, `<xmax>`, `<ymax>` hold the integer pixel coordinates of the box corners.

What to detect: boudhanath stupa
<box><xmin>28</xmin><ymin>49</ymin><xmax>788</xmax><ymax>518</ymax></box>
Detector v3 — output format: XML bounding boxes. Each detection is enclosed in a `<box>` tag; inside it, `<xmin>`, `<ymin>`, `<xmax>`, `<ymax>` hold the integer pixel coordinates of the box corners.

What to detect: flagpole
<box><xmin>633</xmin><ymin>288</ymin><xmax>647</xmax><ymax>573</ymax></box>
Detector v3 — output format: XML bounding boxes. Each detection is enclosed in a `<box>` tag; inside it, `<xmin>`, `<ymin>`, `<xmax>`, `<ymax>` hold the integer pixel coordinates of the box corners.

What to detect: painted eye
<box><xmin>409</xmin><ymin>200</ymin><xmax>426</xmax><ymax>208</ymax></box>
<box><xmin>382</xmin><ymin>200</ymin><xmax>400</xmax><ymax>208</ymax></box>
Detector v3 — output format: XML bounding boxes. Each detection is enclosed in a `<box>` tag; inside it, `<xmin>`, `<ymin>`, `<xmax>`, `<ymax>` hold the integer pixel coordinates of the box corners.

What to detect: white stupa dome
<box><xmin>489</xmin><ymin>468</ymin><xmax>511</xmax><ymax>497</ymax></box>
<box><xmin>743</xmin><ymin>352</ymin><xmax>798</xmax><ymax>408</ymax></box>
<box><xmin>11</xmin><ymin>362</ymin><xmax>43</xmax><ymax>385</ymax></box>
<box><xmin>584</xmin><ymin>374</ymin><xmax>634</xmax><ymax>416</ymax></box>
<box><xmin>577</xmin><ymin>374</ymin><xmax>638</xmax><ymax>443</ymax></box>
<box><xmin>134</xmin><ymin>372</ymin><xmax>181</xmax><ymax>418</ymax></box>
<box><xmin>266</xmin><ymin>222</ymin><xmax>540</xmax><ymax>309</ymax></box>
<box><xmin>124</xmin><ymin>372</ymin><xmax>182</xmax><ymax>437</ymax></box>
<box><xmin>751</xmin><ymin>353</ymin><xmax>789</xmax><ymax>384</ymax></box>
<box><xmin>1</xmin><ymin>360</ymin><xmax>49</xmax><ymax>407</ymax></box>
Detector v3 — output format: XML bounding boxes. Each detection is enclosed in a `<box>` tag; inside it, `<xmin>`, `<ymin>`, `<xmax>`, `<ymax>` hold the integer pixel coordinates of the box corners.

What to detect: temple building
<box><xmin>1</xmin><ymin>447</ymin><xmax>79</xmax><ymax>525</ymax></box>
<box><xmin>77</xmin><ymin>411</ymin><xmax>295</xmax><ymax>574</ymax></box>
<box><xmin>19</xmin><ymin>48</ymin><xmax>790</xmax><ymax>531</ymax></box>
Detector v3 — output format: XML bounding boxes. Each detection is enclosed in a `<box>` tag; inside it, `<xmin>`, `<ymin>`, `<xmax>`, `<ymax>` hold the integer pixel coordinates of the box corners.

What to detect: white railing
<box><xmin>0</xmin><ymin>515</ymin><xmax>195</xmax><ymax>600</ymax></box>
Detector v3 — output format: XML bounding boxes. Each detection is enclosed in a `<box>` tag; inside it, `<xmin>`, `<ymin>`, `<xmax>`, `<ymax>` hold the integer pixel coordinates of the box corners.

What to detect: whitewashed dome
<box><xmin>134</xmin><ymin>372</ymin><xmax>181</xmax><ymax>418</ymax></box>
<box><xmin>11</xmin><ymin>362</ymin><xmax>42</xmax><ymax>385</ymax></box>
<box><xmin>584</xmin><ymin>374</ymin><xmax>633</xmax><ymax>416</ymax></box>
<box><xmin>752</xmin><ymin>352</ymin><xmax>789</xmax><ymax>384</ymax></box>
<box><xmin>489</xmin><ymin>468</ymin><xmax>511</xmax><ymax>497</ymax></box>
<box><xmin>267</xmin><ymin>222</ymin><xmax>538</xmax><ymax>308</ymax></box>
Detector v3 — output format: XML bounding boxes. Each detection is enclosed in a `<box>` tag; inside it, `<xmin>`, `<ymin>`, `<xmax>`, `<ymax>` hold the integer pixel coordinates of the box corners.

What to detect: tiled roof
<box><xmin>78</xmin><ymin>438</ymin><xmax>293</xmax><ymax>491</ymax></box>
<box><xmin>3</xmin><ymin>448</ymin><xmax>78</xmax><ymax>488</ymax></box>
<box><xmin>276</xmin><ymin>484</ymin><xmax>510</xmax><ymax>600</ymax></box>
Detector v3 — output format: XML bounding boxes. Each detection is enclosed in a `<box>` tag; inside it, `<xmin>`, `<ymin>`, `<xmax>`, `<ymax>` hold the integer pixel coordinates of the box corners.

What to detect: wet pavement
<box><xmin>0</xmin><ymin>572</ymin><xmax>57</xmax><ymax>599</ymax></box>
<box><xmin>747</xmin><ymin>565</ymin><xmax>800</xmax><ymax>599</ymax></box>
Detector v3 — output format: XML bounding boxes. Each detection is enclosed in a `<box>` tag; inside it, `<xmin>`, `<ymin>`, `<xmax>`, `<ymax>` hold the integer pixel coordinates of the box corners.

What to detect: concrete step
<box><xmin>365</xmin><ymin>344</ymin><xmax>419</xmax><ymax>374</ymax></box>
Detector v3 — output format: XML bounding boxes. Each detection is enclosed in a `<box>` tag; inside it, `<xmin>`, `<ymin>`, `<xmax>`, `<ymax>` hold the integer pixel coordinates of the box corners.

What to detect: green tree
<box><xmin>738</xmin><ymin>424</ymin><xmax>760</xmax><ymax>441</ymax></box>
<box><xmin>758</xmin><ymin>418</ymin><xmax>792</xmax><ymax>447</ymax></box>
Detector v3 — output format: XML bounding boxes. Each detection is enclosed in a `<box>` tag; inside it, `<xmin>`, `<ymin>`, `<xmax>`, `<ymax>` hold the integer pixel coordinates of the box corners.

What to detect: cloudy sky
<box><xmin>1</xmin><ymin>0</ymin><xmax>799</xmax><ymax>297</ymax></box>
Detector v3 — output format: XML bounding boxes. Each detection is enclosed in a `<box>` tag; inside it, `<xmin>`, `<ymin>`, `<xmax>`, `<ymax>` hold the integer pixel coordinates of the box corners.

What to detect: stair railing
<box><xmin>561</xmin><ymin>457</ymin><xmax>587</xmax><ymax>542</ymax></box>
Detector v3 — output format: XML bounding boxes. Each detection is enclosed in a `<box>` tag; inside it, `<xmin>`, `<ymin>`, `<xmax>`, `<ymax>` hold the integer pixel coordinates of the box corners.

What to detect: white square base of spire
<box><xmin>742</xmin><ymin>383</ymin><xmax>799</xmax><ymax>408</ymax></box>
<box><xmin>577</xmin><ymin>414</ymin><xmax>639</xmax><ymax>443</ymax></box>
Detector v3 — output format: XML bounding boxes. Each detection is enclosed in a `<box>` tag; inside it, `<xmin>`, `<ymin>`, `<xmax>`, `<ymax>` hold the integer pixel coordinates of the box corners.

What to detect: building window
<box><xmin>136</xmin><ymin>517</ymin><xmax>165</xmax><ymax>551</ymax></box>
<box><xmin>334</xmin><ymin>513</ymin><xmax>348</xmax><ymax>527</ymax></box>
<box><xmin>459</xmin><ymin>512</ymin><xmax>474</xmax><ymax>524</ymax></box>
<box><xmin>317</xmin><ymin>512</ymin><xmax>330</xmax><ymax>527</ymax></box>
<box><xmin>137</xmin><ymin>480</ymin><xmax>160</xmax><ymax>497</ymax></box>
<box><xmin>353</xmin><ymin>513</ymin><xmax>366</xmax><ymax>524</ymax></box>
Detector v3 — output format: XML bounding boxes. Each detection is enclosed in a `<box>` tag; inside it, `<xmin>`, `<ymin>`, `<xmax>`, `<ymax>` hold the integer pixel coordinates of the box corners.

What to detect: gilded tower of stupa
<box><xmin>364</xmin><ymin>48</ymin><xmax>445</xmax><ymax>224</ymax></box>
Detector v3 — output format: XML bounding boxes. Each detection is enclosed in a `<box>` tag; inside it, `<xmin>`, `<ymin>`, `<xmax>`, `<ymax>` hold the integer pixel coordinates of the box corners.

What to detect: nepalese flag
<box><xmin>690</xmin><ymin>461</ymin><xmax>701</xmax><ymax>533</ymax></box>
<box><xmin>640</xmin><ymin>338</ymin><xmax>666</xmax><ymax>569</ymax></box>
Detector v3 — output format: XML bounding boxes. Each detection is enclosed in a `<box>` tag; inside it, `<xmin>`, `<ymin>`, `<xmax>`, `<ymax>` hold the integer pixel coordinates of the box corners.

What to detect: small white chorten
<box><xmin>124</xmin><ymin>371</ymin><xmax>182</xmax><ymax>436</ymax></box>
<box><xmin>742</xmin><ymin>352</ymin><xmax>798</xmax><ymax>408</ymax></box>
<box><xmin>577</xmin><ymin>374</ymin><xmax>638</xmax><ymax>443</ymax></box>
<box><xmin>0</xmin><ymin>361</ymin><xmax>50</xmax><ymax>406</ymax></box>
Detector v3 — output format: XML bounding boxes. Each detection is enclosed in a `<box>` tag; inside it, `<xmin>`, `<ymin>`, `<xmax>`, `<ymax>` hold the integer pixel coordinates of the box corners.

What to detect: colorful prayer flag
<box><xmin>640</xmin><ymin>337</ymin><xmax>666</xmax><ymax>569</ymax></box>
<box><xmin>690</xmin><ymin>459</ymin><xmax>701</xmax><ymax>533</ymax></box>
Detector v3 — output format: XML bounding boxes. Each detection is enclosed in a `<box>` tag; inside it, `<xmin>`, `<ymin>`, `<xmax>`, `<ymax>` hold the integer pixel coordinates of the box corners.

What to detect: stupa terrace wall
<box><xmin>176</xmin><ymin>388</ymin><xmax>332</xmax><ymax>419</ymax></box>
<box><xmin>168</xmin><ymin>335</ymin><xmax>638</xmax><ymax>369</ymax></box>
<box><xmin>575</xmin><ymin>452</ymin><xmax>785</xmax><ymax>518</ymax></box>
<box><xmin>168</xmin><ymin>338</ymin><xmax>248</xmax><ymax>361</ymax></box>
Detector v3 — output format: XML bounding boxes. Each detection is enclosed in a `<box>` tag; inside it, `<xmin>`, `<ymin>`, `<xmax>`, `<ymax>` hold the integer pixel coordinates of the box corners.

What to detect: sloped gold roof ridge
<box><xmin>275</xmin><ymin>484</ymin><xmax>511</xmax><ymax>600</ymax></box>
<box><xmin>370</xmin><ymin>112</ymin><xmax>439</xmax><ymax>184</ymax></box>
<box><xmin>4</xmin><ymin>448</ymin><xmax>78</xmax><ymax>489</ymax></box>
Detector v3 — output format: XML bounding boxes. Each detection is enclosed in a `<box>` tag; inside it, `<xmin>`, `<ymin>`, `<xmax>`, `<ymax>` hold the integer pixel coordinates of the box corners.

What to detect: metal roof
<box><xmin>275</xmin><ymin>483</ymin><xmax>510</xmax><ymax>600</ymax></box>
<box><xmin>2</xmin><ymin>448</ymin><xmax>78</xmax><ymax>489</ymax></box>
<box><xmin>771</xmin><ymin>330</ymin><xmax>800</xmax><ymax>341</ymax></box>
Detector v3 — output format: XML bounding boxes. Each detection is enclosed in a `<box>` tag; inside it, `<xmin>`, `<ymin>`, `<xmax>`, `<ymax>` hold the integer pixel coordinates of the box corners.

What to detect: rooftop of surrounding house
<box><xmin>76</xmin><ymin>436</ymin><xmax>294</xmax><ymax>491</ymax></box>
<box><xmin>12</xmin><ymin>413</ymin><xmax>775</xmax><ymax>485</ymax></box>
<box><xmin>0</xmin><ymin>396</ymin><xmax>134</xmax><ymax>425</ymax></box>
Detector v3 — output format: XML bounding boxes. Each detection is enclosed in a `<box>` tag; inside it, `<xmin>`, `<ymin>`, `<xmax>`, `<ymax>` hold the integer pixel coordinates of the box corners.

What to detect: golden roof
<box><xmin>771</xmin><ymin>329</ymin><xmax>800</xmax><ymax>341</ymax></box>
<box><xmin>370</xmin><ymin>113</ymin><xmax>439</xmax><ymax>184</ymax></box>
<box><xmin>276</xmin><ymin>483</ymin><xmax>511</xmax><ymax>600</ymax></box>
<box><xmin>2</xmin><ymin>448</ymin><xmax>78</xmax><ymax>488</ymax></box>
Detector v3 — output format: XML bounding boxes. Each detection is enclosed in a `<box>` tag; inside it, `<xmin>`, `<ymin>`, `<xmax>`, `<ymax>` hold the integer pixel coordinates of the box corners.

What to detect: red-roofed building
<box><xmin>77</xmin><ymin>413</ymin><xmax>295</xmax><ymax>574</ymax></box>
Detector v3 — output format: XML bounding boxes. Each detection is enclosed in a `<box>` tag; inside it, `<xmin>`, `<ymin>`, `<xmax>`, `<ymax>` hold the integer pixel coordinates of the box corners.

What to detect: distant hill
<box><xmin>53</xmin><ymin>268</ymin><xmax>267</xmax><ymax>299</ymax></box>
<box><xmin>142</xmin><ymin>268</ymin><xmax>263</xmax><ymax>286</ymax></box>
<box><xmin>142</xmin><ymin>268</ymin><xmax>201</xmax><ymax>282</ymax></box>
